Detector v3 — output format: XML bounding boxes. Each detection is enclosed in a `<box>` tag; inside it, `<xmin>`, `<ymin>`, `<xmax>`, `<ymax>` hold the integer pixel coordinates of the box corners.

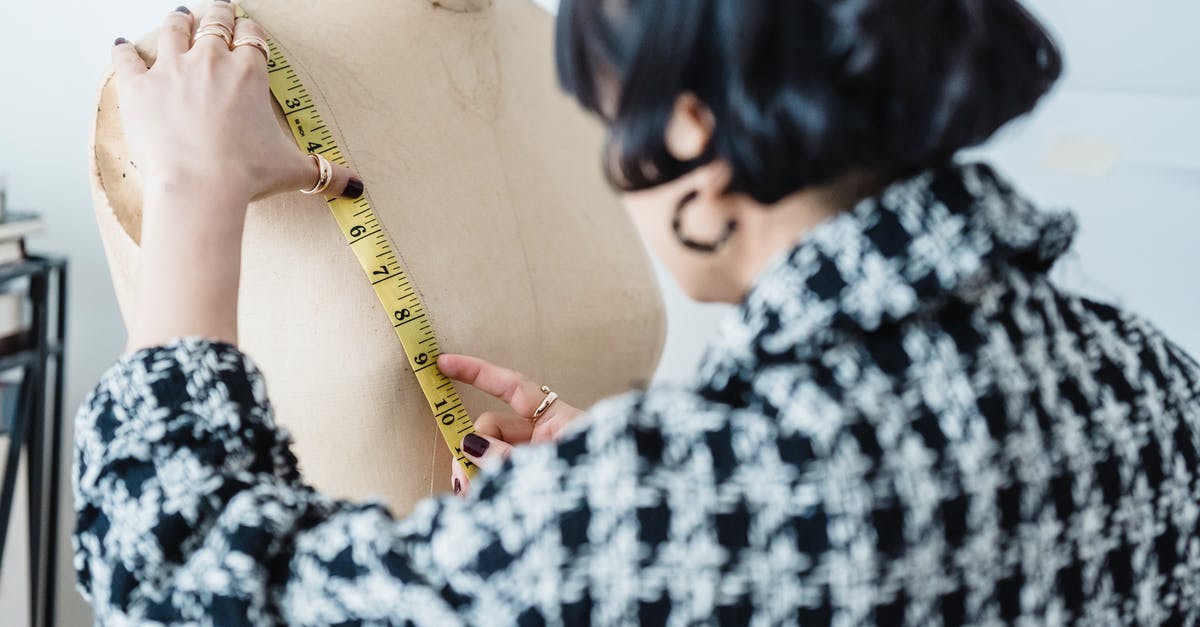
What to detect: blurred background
<box><xmin>0</xmin><ymin>1</ymin><xmax>1195</xmax><ymax>624</ymax></box>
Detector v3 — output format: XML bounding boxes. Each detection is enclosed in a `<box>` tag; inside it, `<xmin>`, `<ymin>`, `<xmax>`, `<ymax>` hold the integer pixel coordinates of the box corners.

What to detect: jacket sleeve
<box><xmin>72</xmin><ymin>338</ymin><xmax>651</xmax><ymax>626</ymax></box>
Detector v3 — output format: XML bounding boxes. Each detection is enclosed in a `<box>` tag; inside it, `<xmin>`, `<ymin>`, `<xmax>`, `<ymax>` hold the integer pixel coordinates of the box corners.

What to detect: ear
<box><xmin>664</xmin><ymin>93</ymin><xmax>716</xmax><ymax>161</ymax></box>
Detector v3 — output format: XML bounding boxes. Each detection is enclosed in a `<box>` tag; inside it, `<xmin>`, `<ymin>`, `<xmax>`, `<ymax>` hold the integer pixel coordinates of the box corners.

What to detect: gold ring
<box><xmin>198</xmin><ymin>20</ymin><xmax>234</xmax><ymax>39</ymax></box>
<box><xmin>532</xmin><ymin>386</ymin><xmax>559</xmax><ymax>421</ymax></box>
<box><xmin>232</xmin><ymin>36</ymin><xmax>271</xmax><ymax>63</ymax></box>
<box><xmin>193</xmin><ymin>26</ymin><xmax>233</xmax><ymax>49</ymax></box>
<box><xmin>300</xmin><ymin>154</ymin><xmax>333</xmax><ymax>195</ymax></box>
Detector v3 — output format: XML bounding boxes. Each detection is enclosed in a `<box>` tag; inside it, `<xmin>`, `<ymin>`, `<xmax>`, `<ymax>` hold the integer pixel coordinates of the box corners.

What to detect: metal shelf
<box><xmin>0</xmin><ymin>255</ymin><xmax>68</xmax><ymax>627</ymax></box>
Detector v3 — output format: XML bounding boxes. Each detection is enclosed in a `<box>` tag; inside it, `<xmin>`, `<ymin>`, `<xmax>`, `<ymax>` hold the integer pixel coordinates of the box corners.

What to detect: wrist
<box><xmin>141</xmin><ymin>169</ymin><xmax>254</xmax><ymax>211</ymax></box>
<box><xmin>141</xmin><ymin>175</ymin><xmax>251</xmax><ymax>235</ymax></box>
<box><xmin>130</xmin><ymin>178</ymin><xmax>249</xmax><ymax>352</ymax></box>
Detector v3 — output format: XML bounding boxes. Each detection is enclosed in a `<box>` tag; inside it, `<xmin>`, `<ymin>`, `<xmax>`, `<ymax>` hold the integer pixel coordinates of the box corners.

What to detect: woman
<box><xmin>77</xmin><ymin>0</ymin><xmax>1200</xmax><ymax>624</ymax></box>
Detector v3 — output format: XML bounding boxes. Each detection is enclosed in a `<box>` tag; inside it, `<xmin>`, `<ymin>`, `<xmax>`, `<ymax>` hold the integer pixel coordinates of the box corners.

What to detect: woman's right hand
<box><xmin>436</xmin><ymin>354</ymin><xmax>584</xmax><ymax>498</ymax></box>
<box><xmin>112</xmin><ymin>2</ymin><xmax>361</xmax><ymax>208</ymax></box>
<box><xmin>114</xmin><ymin>2</ymin><xmax>361</xmax><ymax>351</ymax></box>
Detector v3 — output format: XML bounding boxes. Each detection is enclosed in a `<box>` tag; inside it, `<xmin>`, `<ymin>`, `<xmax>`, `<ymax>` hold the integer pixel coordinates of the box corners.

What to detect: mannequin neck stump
<box><xmin>429</xmin><ymin>0</ymin><xmax>491</xmax><ymax>12</ymax></box>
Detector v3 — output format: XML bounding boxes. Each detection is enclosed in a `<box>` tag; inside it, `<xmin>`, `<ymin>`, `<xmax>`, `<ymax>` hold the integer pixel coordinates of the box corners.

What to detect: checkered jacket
<box><xmin>74</xmin><ymin>162</ymin><xmax>1200</xmax><ymax>625</ymax></box>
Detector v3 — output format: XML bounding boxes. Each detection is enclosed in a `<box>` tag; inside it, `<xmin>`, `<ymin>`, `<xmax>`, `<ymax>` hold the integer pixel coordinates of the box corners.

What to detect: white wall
<box><xmin>977</xmin><ymin>1</ymin><xmax>1200</xmax><ymax>360</ymax></box>
<box><xmin>0</xmin><ymin>1</ymin><xmax>1195</xmax><ymax>625</ymax></box>
<box><xmin>0</xmin><ymin>2</ymin><xmax>163</xmax><ymax>625</ymax></box>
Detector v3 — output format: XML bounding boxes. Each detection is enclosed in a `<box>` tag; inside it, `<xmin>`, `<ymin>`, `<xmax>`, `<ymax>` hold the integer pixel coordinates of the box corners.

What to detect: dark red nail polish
<box><xmin>343</xmin><ymin>178</ymin><xmax>364</xmax><ymax>199</ymax></box>
<box><xmin>174</xmin><ymin>6</ymin><xmax>190</xmax><ymax>14</ymax></box>
<box><xmin>114</xmin><ymin>37</ymin><xmax>129</xmax><ymax>46</ymax></box>
<box><xmin>453</xmin><ymin>478</ymin><xmax>461</xmax><ymax>494</ymax></box>
<box><xmin>462</xmin><ymin>433</ymin><xmax>489</xmax><ymax>458</ymax></box>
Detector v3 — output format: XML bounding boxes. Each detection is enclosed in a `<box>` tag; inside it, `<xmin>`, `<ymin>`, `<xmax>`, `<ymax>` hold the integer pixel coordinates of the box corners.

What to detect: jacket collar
<box><xmin>695</xmin><ymin>161</ymin><xmax>1077</xmax><ymax>394</ymax></box>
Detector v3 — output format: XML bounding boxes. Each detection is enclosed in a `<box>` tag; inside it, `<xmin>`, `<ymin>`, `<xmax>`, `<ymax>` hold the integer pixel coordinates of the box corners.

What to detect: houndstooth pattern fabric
<box><xmin>73</xmin><ymin>162</ymin><xmax>1200</xmax><ymax>625</ymax></box>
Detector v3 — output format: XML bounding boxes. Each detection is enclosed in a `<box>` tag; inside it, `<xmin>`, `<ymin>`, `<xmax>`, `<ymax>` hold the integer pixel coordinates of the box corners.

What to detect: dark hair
<box><xmin>555</xmin><ymin>0</ymin><xmax>1063</xmax><ymax>204</ymax></box>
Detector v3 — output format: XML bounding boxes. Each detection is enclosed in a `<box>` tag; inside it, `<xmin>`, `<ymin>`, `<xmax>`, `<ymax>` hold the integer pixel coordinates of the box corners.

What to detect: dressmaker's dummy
<box><xmin>89</xmin><ymin>0</ymin><xmax>666</xmax><ymax>515</ymax></box>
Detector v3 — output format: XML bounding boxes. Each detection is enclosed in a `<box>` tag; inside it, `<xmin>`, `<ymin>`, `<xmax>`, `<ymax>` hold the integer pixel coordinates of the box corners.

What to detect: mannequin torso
<box><xmin>89</xmin><ymin>0</ymin><xmax>666</xmax><ymax>515</ymax></box>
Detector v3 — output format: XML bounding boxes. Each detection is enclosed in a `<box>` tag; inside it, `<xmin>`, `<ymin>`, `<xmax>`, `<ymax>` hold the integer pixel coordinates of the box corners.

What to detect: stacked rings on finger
<box><xmin>532</xmin><ymin>386</ymin><xmax>559</xmax><ymax>424</ymax></box>
<box><xmin>233</xmin><ymin>35</ymin><xmax>271</xmax><ymax>63</ymax></box>
<box><xmin>300</xmin><ymin>154</ymin><xmax>334</xmax><ymax>195</ymax></box>
<box><xmin>194</xmin><ymin>22</ymin><xmax>234</xmax><ymax>48</ymax></box>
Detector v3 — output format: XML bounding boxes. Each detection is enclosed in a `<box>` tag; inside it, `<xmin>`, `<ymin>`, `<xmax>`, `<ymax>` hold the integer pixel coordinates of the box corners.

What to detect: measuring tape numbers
<box><xmin>238</xmin><ymin>6</ymin><xmax>478</xmax><ymax>479</ymax></box>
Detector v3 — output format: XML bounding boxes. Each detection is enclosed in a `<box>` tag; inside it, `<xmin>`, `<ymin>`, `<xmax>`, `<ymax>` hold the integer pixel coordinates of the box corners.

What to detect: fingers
<box><xmin>326</xmin><ymin>161</ymin><xmax>364</xmax><ymax>199</ymax></box>
<box><xmin>451</xmin><ymin>432</ymin><xmax>511</xmax><ymax>500</ymax></box>
<box><xmin>450</xmin><ymin>411</ymin><xmax>528</xmax><ymax>499</ymax></box>
<box><xmin>111</xmin><ymin>39</ymin><xmax>148</xmax><ymax>84</ymax></box>
<box><xmin>450</xmin><ymin>458</ymin><xmax>469</xmax><ymax>498</ymax></box>
<box><xmin>193</xmin><ymin>0</ymin><xmax>236</xmax><ymax>54</ymax></box>
<box><xmin>474</xmin><ymin>410</ymin><xmax>534</xmax><ymax>446</ymax></box>
<box><xmin>437</xmin><ymin>354</ymin><xmax>568</xmax><ymax>424</ymax></box>
<box><xmin>460</xmin><ymin>433</ymin><xmax>512</xmax><ymax>473</ymax></box>
<box><xmin>288</xmin><ymin>153</ymin><xmax>364</xmax><ymax>199</ymax></box>
<box><xmin>231</xmin><ymin>17</ymin><xmax>270</xmax><ymax>68</ymax></box>
<box><xmin>156</xmin><ymin>7</ymin><xmax>194</xmax><ymax>60</ymax></box>
<box><xmin>530</xmin><ymin>404</ymin><xmax>585</xmax><ymax>443</ymax></box>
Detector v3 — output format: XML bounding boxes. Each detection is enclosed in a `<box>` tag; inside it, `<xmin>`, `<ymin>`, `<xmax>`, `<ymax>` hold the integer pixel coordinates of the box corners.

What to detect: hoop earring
<box><xmin>672</xmin><ymin>190</ymin><xmax>737</xmax><ymax>254</ymax></box>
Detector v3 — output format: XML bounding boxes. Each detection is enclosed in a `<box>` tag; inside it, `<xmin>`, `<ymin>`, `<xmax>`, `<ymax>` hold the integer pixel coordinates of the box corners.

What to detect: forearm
<box><xmin>73</xmin><ymin>339</ymin><xmax>310</xmax><ymax>619</ymax></box>
<box><xmin>126</xmin><ymin>180</ymin><xmax>250</xmax><ymax>352</ymax></box>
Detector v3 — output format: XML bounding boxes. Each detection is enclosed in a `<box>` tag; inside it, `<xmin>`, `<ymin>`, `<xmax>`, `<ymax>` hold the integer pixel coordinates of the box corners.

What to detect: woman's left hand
<box><xmin>437</xmin><ymin>354</ymin><xmax>583</xmax><ymax>497</ymax></box>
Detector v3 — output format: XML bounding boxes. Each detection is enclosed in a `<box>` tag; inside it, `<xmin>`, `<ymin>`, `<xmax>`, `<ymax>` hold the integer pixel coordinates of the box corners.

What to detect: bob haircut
<box><xmin>555</xmin><ymin>0</ymin><xmax>1063</xmax><ymax>205</ymax></box>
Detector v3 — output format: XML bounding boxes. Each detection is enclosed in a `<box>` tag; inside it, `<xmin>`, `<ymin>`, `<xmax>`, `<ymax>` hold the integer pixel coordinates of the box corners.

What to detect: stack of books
<box><xmin>0</xmin><ymin>213</ymin><xmax>42</xmax><ymax>266</ymax></box>
<box><xmin>0</xmin><ymin>212</ymin><xmax>44</xmax><ymax>355</ymax></box>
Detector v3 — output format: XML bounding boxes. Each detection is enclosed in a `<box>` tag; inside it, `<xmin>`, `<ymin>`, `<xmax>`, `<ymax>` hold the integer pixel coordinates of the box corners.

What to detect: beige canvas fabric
<box><xmin>89</xmin><ymin>0</ymin><xmax>666</xmax><ymax>515</ymax></box>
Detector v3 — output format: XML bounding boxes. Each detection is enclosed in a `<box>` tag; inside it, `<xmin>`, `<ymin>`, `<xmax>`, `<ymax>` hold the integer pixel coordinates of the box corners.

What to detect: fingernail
<box><xmin>462</xmin><ymin>433</ymin><xmax>489</xmax><ymax>458</ymax></box>
<box><xmin>216</xmin><ymin>0</ymin><xmax>231</xmax><ymax>3</ymax></box>
<box><xmin>114</xmin><ymin>37</ymin><xmax>129</xmax><ymax>46</ymax></box>
<box><xmin>342</xmin><ymin>178</ymin><xmax>364</xmax><ymax>199</ymax></box>
<box><xmin>453</xmin><ymin>478</ymin><xmax>461</xmax><ymax>494</ymax></box>
<box><xmin>174</xmin><ymin>6</ymin><xmax>190</xmax><ymax>14</ymax></box>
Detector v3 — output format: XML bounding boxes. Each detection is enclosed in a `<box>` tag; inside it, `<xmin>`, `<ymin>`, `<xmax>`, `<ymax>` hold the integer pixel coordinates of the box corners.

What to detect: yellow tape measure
<box><xmin>238</xmin><ymin>7</ymin><xmax>478</xmax><ymax>479</ymax></box>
